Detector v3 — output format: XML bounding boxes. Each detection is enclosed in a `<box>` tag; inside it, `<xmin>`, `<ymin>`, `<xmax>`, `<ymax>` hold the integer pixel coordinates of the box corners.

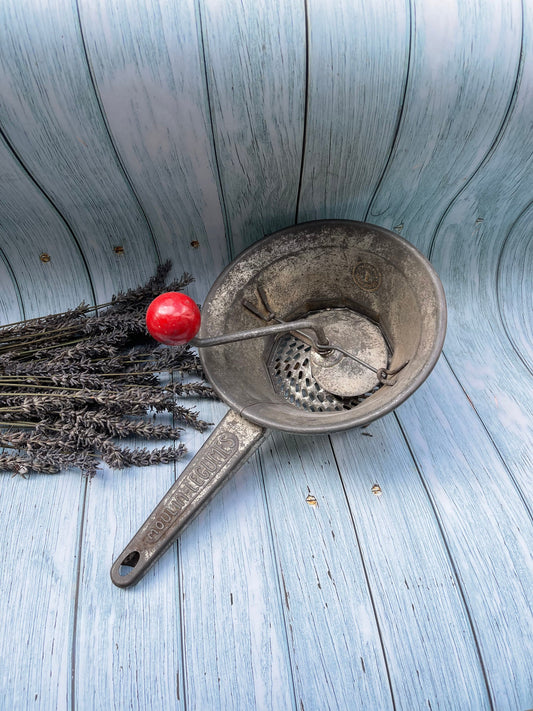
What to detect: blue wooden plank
<box><xmin>198</xmin><ymin>0</ymin><xmax>306</xmax><ymax>254</ymax></box>
<box><xmin>396</xmin><ymin>359</ymin><xmax>533</xmax><ymax>710</ymax></box>
<box><xmin>346</xmin><ymin>4</ymin><xmax>533</xmax><ymax>701</ymax></box>
<box><xmin>427</xmin><ymin>0</ymin><xmax>533</xmax><ymax>495</ymax></box>
<box><xmin>259</xmin><ymin>432</ymin><xmax>395</xmax><ymax>711</ymax></box>
<box><xmin>67</xmin><ymin>2</ymin><xmax>246</xmax><ymax>705</ymax></box>
<box><xmin>70</xmin><ymin>0</ymin><xmax>233</xmax><ymax>701</ymax></box>
<box><xmin>367</xmin><ymin>0</ymin><xmax>522</xmax><ymax>254</ymax></box>
<box><xmin>497</xmin><ymin>205</ymin><xmax>533</xmax><ymax>372</ymax></box>
<box><xmin>330</xmin><ymin>415</ymin><xmax>490</xmax><ymax>709</ymax></box>
<box><xmin>298</xmin><ymin>0</ymin><xmax>410</xmax><ymax>222</ymax></box>
<box><xmin>73</xmin><ymin>440</ymin><xmax>185</xmax><ymax>710</ymax></box>
<box><xmin>0</xmin><ymin>137</ymin><xmax>94</xmax><ymax>318</ymax></box>
<box><xmin>0</xmin><ymin>136</ymin><xmax>94</xmax><ymax>710</ymax></box>
<box><xmin>0</xmin><ymin>472</ymin><xmax>86</xmax><ymax>710</ymax></box>
<box><xmin>433</xmin><ymin>204</ymin><xmax>533</xmax><ymax>493</ymax></box>
<box><xmin>0</xmin><ymin>254</ymin><xmax>23</xmax><ymax>325</ymax></box>
<box><xmin>76</xmin><ymin>0</ymin><xmax>228</xmax><ymax>301</ymax></box>
<box><xmin>178</xmin><ymin>404</ymin><xmax>295</xmax><ymax>710</ymax></box>
<box><xmin>0</xmin><ymin>0</ymin><xmax>158</xmax><ymax>302</ymax></box>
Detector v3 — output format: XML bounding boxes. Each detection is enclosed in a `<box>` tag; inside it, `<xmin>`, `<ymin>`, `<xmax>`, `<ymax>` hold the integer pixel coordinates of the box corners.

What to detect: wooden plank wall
<box><xmin>0</xmin><ymin>0</ymin><xmax>531</xmax><ymax>709</ymax></box>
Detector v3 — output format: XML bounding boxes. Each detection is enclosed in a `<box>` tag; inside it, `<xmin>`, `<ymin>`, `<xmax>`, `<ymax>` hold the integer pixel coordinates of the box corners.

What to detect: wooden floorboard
<box><xmin>0</xmin><ymin>472</ymin><xmax>85</xmax><ymax>709</ymax></box>
<box><xmin>397</xmin><ymin>359</ymin><xmax>533</xmax><ymax>710</ymax></box>
<box><xmin>260</xmin><ymin>431</ymin><xmax>395</xmax><ymax>711</ymax></box>
<box><xmin>178</xmin><ymin>402</ymin><xmax>295</xmax><ymax>711</ymax></box>
<box><xmin>73</xmin><ymin>449</ymin><xmax>183</xmax><ymax>709</ymax></box>
<box><xmin>331</xmin><ymin>414</ymin><xmax>490</xmax><ymax>710</ymax></box>
<box><xmin>77</xmin><ymin>0</ymin><xmax>228</xmax><ymax>300</ymax></box>
<box><xmin>1</xmin><ymin>0</ymin><xmax>532</xmax><ymax>708</ymax></box>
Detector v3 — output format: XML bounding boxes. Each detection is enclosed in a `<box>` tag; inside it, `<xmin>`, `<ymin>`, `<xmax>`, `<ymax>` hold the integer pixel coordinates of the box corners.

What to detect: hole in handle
<box><xmin>118</xmin><ymin>550</ymin><xmax>140</xmax><ymax>576</ymax></box>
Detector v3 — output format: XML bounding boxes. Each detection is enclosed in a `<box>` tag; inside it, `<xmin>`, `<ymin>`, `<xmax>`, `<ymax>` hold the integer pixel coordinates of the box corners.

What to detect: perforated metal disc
<box><xmin>306</xmin><ymin>310</ymin><xmax>388</xmax><ymax>397</ymax></box>
<box><xmin>267</xmin><ymin>327</ymin><xmax>383</xmax><ymax>413</ymax></box>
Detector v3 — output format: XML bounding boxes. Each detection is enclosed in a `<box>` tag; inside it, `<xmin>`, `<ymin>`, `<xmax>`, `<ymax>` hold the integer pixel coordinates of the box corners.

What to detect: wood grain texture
<box><xmin>198</xmin><ymin>0</ymin><xmax>306</xmax><ymax>254</ymax></box>
<box><xmin>0</xmin><ymin>136</ymin><xmax>94</xmax><ymax>318</ymax></box>
<box><xmin>0</xmin><ymin>472</ymin><xmax>85</xmax><ymax>710</ymax></box>
<box><xmin>0</xmin><ymin>254</ymin><xmax>23</xmax><ymax>325</ymax></box>
<box><xmin>330</xmin><ymin>415</ymin><xmax>490</xmax><ymax>710</ymax></box>
<box><xmin>497</xmin><ymin>204</ymin><xmax>533</xmax><ymax>372</ymax></box>
<box><xmin>429</xmin><ymin>0</ymin><xmax>533</xmax><ymax>495</ymax></box>
<box><xmin>396</xmin><ymin>359</ymin><xmax>533</xmax><ymax>710</ymax></box>
<box><xmin>73</xmin><ymin>447</ymin><xmax>184</xmax><ymax>710</ymax></box>
<box><xmin>298</xmin><ymin>0</ymin><xmax>410</xmax><ymax>222</ymax></box>
<box><xmin>76</xmin><ymin>0</ymin><xmax>228</xmax><ymax>301</ymax></box>
<box><xmin>367</xmin><ymin>0</ymin><xmax>522</xmax><ymax>254</ymax></box>
<box><xmin>0</xmin><ymin>0</ymin><xmax>158</xmax><ymax>302</ymax></box>
<box><xmin>0</xmin><ymin>0</ymin><xmax>532</xmax><ymax>708</ymax></box>
<box><xmin>0</xmin><ymin>133</ymin><xmax>93</xmax><ymax>710</ymax></box>
<box><xmin>259</xmin><ymin>431</ymin><xmax>395</xmax><ymax>711</ymax></box>
<box><xmin>179</xmin><ymin>403</ymin><xmax>295</xmax><ymax>710</ymax></box>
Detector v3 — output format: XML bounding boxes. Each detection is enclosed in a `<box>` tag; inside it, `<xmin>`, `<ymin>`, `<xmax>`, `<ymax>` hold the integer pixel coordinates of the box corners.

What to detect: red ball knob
<box><xmin>146</xmin><ymin>292</ymin><xmax>201</xmax><ymax>346</ymax></box>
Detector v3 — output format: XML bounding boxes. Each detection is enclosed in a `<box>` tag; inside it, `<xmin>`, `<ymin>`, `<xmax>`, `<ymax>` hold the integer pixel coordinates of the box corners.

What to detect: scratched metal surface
<box><xmin>0</xmin><ymin>0</ymin><xmax>532</xmax><ymax>709</ymax></box>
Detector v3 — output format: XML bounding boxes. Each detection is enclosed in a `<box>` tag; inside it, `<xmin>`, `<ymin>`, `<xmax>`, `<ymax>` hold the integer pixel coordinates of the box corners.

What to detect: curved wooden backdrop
<box><xmin>0</xmin><ymin>0</ymin><xmax>531</xmax><ymax>709</ymax></box>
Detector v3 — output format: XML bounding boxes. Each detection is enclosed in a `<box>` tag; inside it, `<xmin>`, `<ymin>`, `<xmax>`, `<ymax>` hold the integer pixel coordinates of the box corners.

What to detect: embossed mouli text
<box><xmin>144</xmin><ymin>431</ymin><xmax>239</xmax><ymax>544</ymax></box>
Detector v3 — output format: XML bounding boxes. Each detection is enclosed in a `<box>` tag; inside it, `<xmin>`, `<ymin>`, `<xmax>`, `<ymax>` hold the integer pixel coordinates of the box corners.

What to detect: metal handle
<box><xmin>110</xmin><ymin>410</ymin><xmax>268</xmax><ymax>588</ymax></box>
<box><xmin>190</xmin><ymin>319</ymin><xmax>329</xmax><ymax>349</ymax></box>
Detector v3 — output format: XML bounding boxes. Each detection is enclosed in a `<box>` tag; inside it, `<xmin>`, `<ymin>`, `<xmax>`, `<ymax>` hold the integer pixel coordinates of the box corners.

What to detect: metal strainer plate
<box><xmin>268</xmin><ymin>323</ymin><xmax>386</xmax><ymax>413</ymax></box>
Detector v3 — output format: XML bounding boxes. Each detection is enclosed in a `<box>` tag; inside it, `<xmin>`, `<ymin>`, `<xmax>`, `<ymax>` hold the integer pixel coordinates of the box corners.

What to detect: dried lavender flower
<box><xmin>0</xmin><ymin>262</ymin><xmax>216</xmax><ymax>477</ymax></box>
<box><xmin>166</xmin><ymin>382</ymin><xmax>217</xmax><ymax>399</ymax></box>
<box><xmin>101</xmin><ymin>441</ymin><xmax>186</xmax><ymax>469</ymax></box>
<box><xmin>0</xmin><ymin>453</ymin><xmax>59</xmax><ymax>476</ymax></box>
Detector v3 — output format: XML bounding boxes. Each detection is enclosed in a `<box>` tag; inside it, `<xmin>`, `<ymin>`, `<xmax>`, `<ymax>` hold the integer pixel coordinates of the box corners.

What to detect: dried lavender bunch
<box><xmin>0</xmin><ymin>303</ymin><xmax>91</xmax><ymax>344</ymax></box>
<box><xmin>101</xmin><ymin>441</ymin><xmax>187</xmax><ymax>469</ymax></box>
<box><xmin>0</xmin><ymin>263</ymin><xmax>216</xmax><ymax>477</ymax></box>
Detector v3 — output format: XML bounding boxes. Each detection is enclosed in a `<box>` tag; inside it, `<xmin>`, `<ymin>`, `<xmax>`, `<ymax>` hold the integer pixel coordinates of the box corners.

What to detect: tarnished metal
<box><xmin>267</xmin><ymin>332</ymin><xmax>381</xmax><ymax>413</ymax></box>
<box><xmin>111</xmin><ymin>219</ymin><xmax>447</xmax><ymax>587</ymax></box>
<box><xmin>377</xmin><ymin>360</ymin><xmax>410</xmax><ymax>385</ymax></box>
<box><xmin>198</xmin><ymin>220</ymin><xmax>446</xmax><ymax>433</ymax></box>
<box><xmin>110</xmin><ymin>410</ymin><xmax>267</xmax><ymax>587</ymax></box>
<box><xmin>242</xmin><ymin>291</ymin><xmax>387</xmax><ymax>390</ymax></box>
<box><xmin>189</xmin><ymin>318</ymin><xmax>330</xmax><ymax>350</ymax></box>
<box><xmin>307</xmin><ymin>309</ymin><xmax>388</xmax><ymax>397</ymax></box>
<box><xmin>191</xmin><ymin>305</ymin><xmax>409</xmax><ymax>391</ymax></box>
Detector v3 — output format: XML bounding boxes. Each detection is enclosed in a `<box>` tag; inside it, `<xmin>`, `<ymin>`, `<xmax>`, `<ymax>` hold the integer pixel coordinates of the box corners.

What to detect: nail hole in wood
<box><xmin>40</xmin><ymin>253</ymin><xmax>51</xmax><ymax>263</ymax></box>
<box><xmin>306</xmin><ymin>494</ymin><xmax>318</xmax><ymax>507</ymax></box>
<box><xmin>371</xmin><ymin>484</ymin><xmax>382</xmax><ymax>497</ymax></box>
<box><xmin>190</xmin><ymin>240</ymin><xmax>200</xmax><ymax>249</ymax></box>
<box><xmin>114</xmin><ymin>245</ymin><xmax>125</xmax><ymax>255</ymax></box>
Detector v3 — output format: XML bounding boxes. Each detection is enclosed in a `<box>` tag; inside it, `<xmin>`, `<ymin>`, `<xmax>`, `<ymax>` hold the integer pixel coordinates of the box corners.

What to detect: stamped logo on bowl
<box><xmin>352</xmin><ymin>261</ymin><xmax>382</xmax><ymax>291</ymax></box>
